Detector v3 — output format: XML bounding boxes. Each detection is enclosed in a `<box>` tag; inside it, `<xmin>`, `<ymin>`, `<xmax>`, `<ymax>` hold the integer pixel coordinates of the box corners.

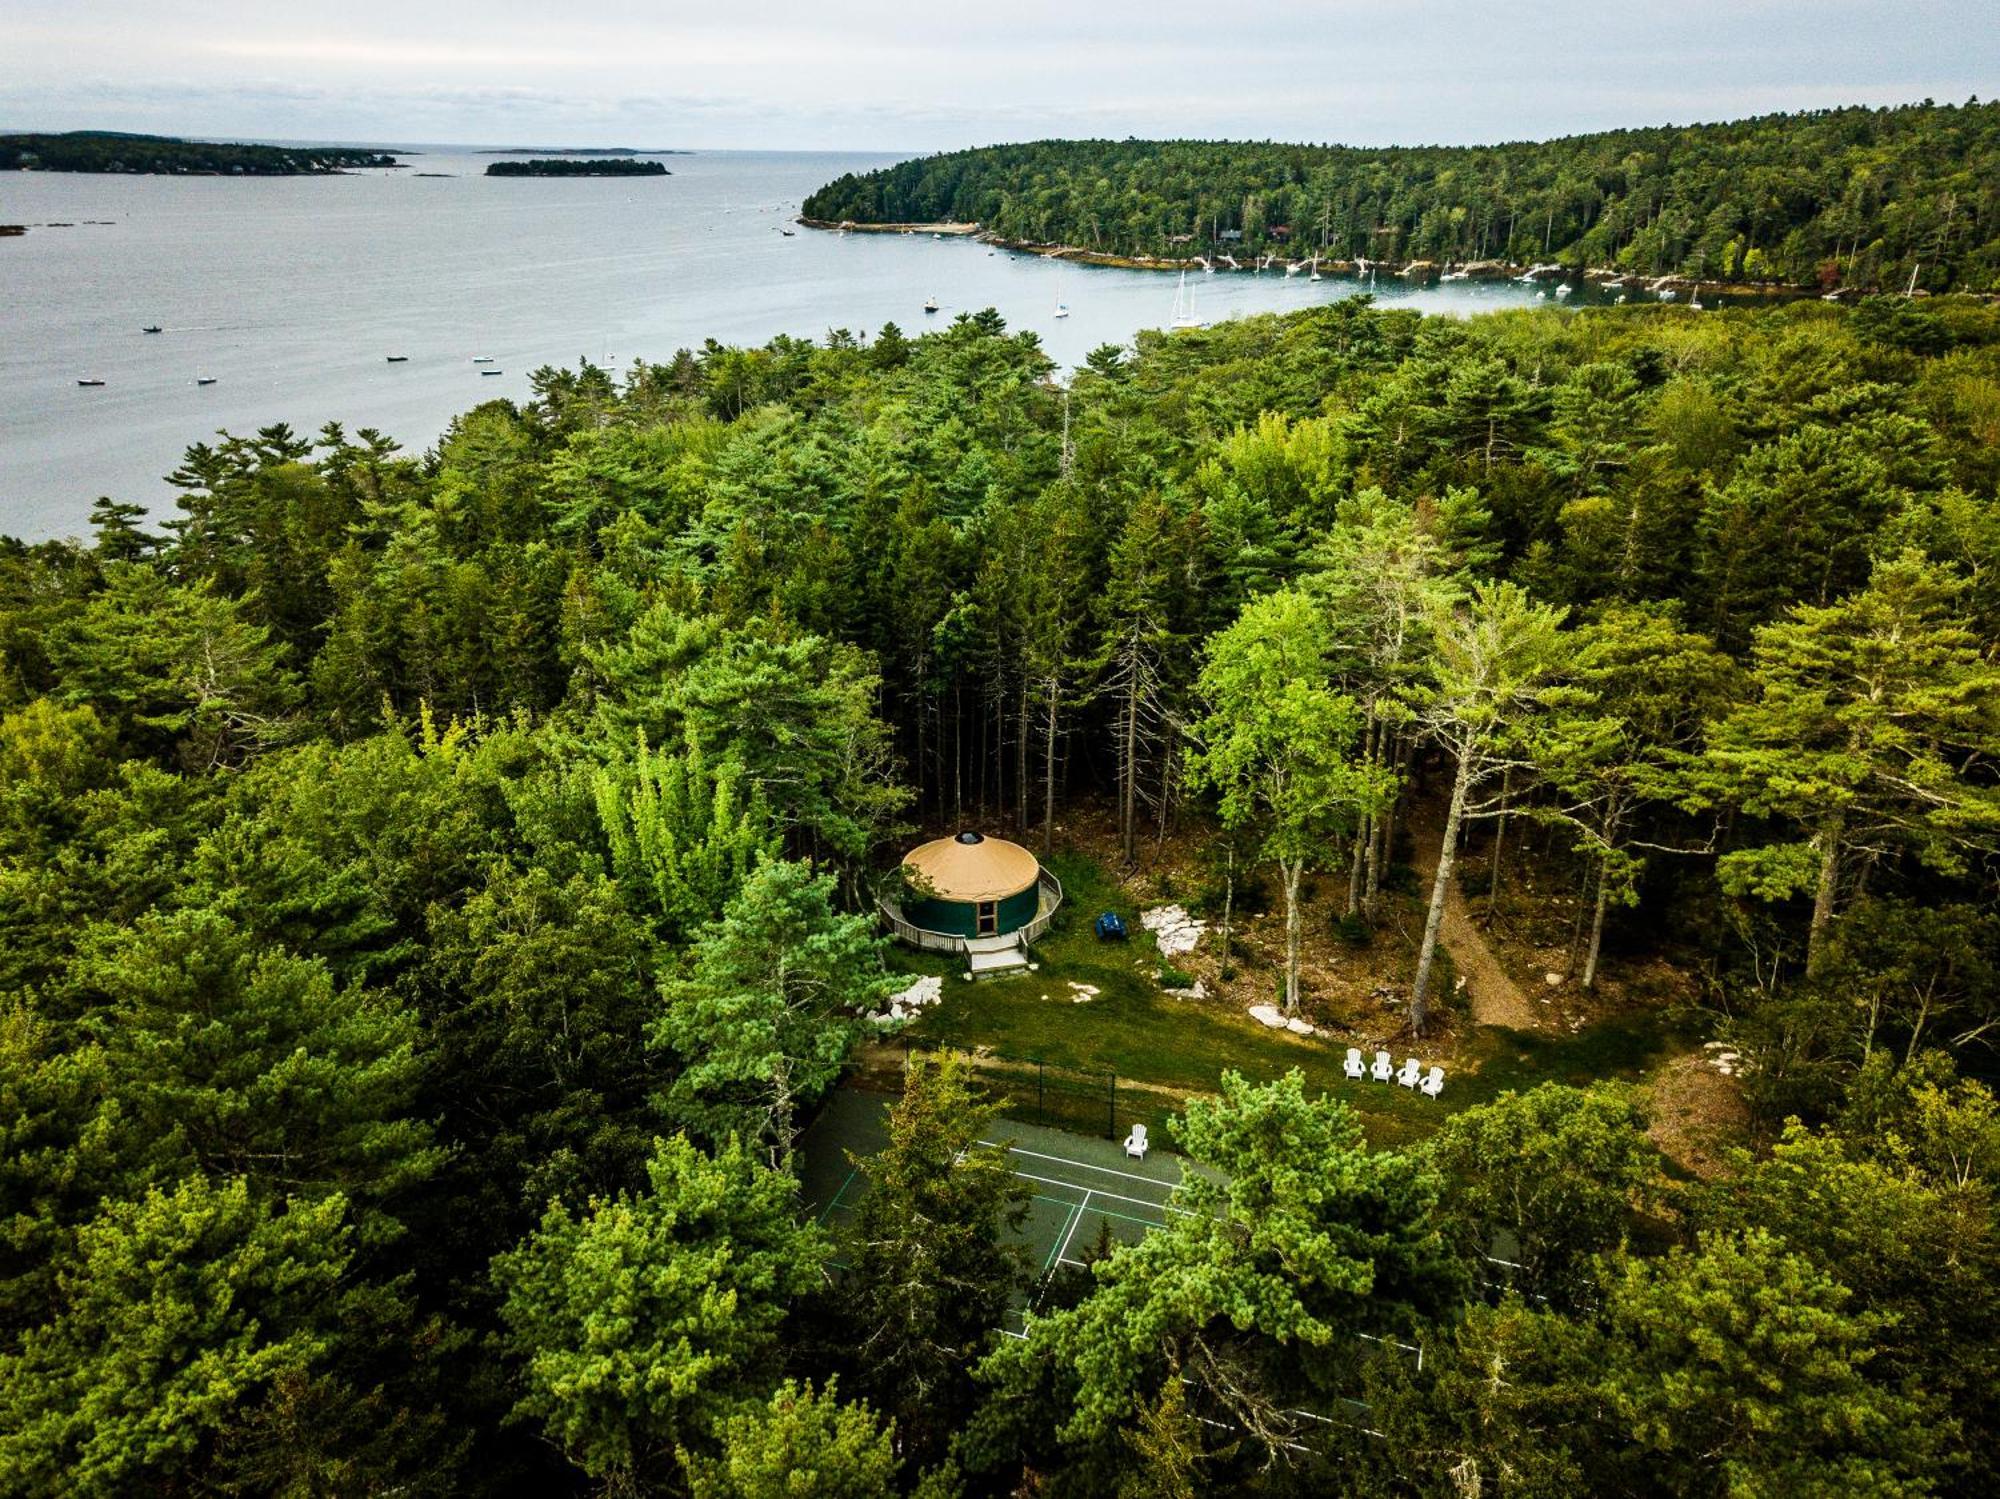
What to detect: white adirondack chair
<box><xmin>1371</xmin><ymin>1050</ymin><xmax>1394</xmax><ymax>1082</ymax></box>
<box><xmin>1125</xmin><ymin>1124</ymin><xmax>1149</xmax><ymax>1160</ymax></box>
<box><xmin>1397</xmin><ymin>1057</ymin><xmax>1423</xmax><ymax>1088</ymax></box>
<box><xmin>1420</xmin><ymin>1066</ymin><xmax>1445</xmax><ymax>1098</ymax></box>
<box><xmin>1343</xmin><ymin>1047</ymin><xmax>1366</xmax><ymax>1080</ymax></box>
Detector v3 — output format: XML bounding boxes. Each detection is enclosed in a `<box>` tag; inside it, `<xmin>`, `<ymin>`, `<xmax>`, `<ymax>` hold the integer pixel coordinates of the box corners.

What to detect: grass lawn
<box><xmin>889</xmin><ymin>850</ymin><xmax>1694</xmax><ymax>1149</ymax></box>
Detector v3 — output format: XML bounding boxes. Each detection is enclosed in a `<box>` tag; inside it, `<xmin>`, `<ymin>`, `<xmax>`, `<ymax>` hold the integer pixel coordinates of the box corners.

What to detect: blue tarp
<box><xmin>1094</xmin><ymin>911</ymin><xmax>1127</xmax><ymax>941</ymax></box>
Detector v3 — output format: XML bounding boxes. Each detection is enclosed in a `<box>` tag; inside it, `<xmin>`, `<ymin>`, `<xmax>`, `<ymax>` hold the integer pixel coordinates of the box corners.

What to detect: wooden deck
<box><xmin>879</xmin><ymin>871</ymin><xmax>1063</xmax><ymax>975</ymax></box>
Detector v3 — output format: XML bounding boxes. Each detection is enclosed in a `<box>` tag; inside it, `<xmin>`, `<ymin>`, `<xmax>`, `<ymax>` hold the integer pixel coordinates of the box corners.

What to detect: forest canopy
<box><xmin>802</xmin><ymin>99</ymin><xmax>2000</xmax><ymax>292</ymax></box>
<box><xmin>3</xmin><ymin>291</ymin><xmax>1999</xmax><ymax>1494</ymax></box>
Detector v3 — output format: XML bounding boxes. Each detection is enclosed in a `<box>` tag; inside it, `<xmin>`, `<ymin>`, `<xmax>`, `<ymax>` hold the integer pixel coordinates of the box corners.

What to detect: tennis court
<box><xmin>799</xmin><ymin>1086</ymin><xmax>1192</xmax><ymax>1323</ymax></box>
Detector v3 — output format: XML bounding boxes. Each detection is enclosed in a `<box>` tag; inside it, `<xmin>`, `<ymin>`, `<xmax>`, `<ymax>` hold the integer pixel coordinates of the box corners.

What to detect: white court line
<box><xmin>977</xmin><ymin>1141</ymin><xmax>1180</xmax><ymax>1189</ymax></box>
<box><xmin>1051</xmin><ymin>1188</ymin><xmax>1092</xmax><ymax>1272</ymax></box>
<box><xmin>1008</xmin><ymin>1168</ymin><xmax>1190</xmax><ymax>1215</ymax></box>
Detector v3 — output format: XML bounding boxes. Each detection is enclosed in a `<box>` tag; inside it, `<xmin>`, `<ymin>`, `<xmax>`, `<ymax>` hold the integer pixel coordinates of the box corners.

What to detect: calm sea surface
<box><xmin>1</xmin><ymin>148</ymin><xmax>1566</xmax><ymax>542</ymax></box>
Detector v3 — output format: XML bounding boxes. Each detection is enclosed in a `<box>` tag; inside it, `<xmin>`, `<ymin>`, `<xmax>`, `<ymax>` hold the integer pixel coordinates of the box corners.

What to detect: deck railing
<box><xmin>877</xmin><ymin>903</ymin><xmax>969</xmax><ymax>957</ymax></box>
<box><xmin>877</xmin><ymin>868</ymin><xmax>1064</xmax><ymax>955</ymax></box>
<box><xmin>1018</xmin><ymin>870</ymin><xmax>1064</xmax><ymax>945</ymax></box>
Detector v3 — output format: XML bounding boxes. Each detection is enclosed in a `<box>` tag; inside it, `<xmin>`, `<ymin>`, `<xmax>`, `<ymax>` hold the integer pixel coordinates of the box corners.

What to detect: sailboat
<box><xmin>1171</xmin><ymin>270</ymin><xmax>1199</xmax><ymax>329</ymax></box>
<box><xmin>1053</xmin><ymin>265</ymin><xmax>1069</xmax><ymax>319</ymax></box>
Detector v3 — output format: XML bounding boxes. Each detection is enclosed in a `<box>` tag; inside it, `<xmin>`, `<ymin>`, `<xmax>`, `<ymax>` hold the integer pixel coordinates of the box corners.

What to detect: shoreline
<box><xmin>799</xmin><ymin>218</ymin><xmax>1878</xmax><ymax>302</ymax></box>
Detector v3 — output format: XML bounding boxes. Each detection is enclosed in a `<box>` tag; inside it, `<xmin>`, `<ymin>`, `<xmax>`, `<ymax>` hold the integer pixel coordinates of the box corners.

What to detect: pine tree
<box><xmin>1711</xmin><ymin>552</ymin><xmax>2000</xmax><ymax>978</ymax></box>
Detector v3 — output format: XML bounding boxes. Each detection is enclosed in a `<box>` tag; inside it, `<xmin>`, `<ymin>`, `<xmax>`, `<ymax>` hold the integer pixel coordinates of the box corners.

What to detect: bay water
<box><xmin>1</xmin><ymin>148</ymin><xmax>1560</xmax><ymax>541</ymax></box>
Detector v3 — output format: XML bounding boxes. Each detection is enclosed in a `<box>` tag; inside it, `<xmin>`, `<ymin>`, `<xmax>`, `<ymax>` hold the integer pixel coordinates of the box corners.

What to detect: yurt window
<box><xmin>976</xmin><ymin>900</ymin><xmax>998</xmax><ymax>935</ymax></box>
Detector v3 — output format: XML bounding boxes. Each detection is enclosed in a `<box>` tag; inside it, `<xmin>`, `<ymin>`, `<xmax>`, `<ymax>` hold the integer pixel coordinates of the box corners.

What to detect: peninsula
<box><xmin>0</xmin><ymin>131</ymin><xmax>399</xmax><ymax>174</ymax></box>
<box><xmin>804</xmin><ymin>98</ymin><xmax>2000</xmax><ymax>296</ymax></box>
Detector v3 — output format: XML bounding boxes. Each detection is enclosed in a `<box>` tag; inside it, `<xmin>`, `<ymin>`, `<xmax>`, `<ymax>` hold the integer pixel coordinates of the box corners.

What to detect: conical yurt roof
<box><xmin>901</xmin><ymin>833</ymin><xmax>1040</xmax><ymax>902</ymax></box>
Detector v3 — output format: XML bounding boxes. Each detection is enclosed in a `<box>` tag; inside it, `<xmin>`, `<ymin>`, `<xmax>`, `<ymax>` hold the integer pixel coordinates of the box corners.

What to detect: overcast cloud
<box><xmin>2</xmin><ymin>1</ymin><xmax>1993</xmax><ymax>151</ymax></box>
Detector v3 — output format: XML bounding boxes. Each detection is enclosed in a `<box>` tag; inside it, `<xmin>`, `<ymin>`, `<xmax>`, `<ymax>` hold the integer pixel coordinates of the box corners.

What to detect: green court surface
<box><xmin>799</xmin><ymin>1086</ymin><xmax>1190</xmax><ymax>1325</ymax></box>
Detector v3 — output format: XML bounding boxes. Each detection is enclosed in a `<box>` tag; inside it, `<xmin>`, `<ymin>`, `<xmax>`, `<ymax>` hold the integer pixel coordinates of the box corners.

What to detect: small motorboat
<box><xmin>385</xmin><ymin>355</ymin><xmax>409</xmax><ymax>363</ymax></box>
<box><xmin>196</xmin><ymin>376</ymin><xmax>217</xmax><ymax>386</ymax></box>
<box><xmin>923</xmin><ymin>297</ymin><xmax>939</xmax><ymax>313</ymax></box>
<box><xmin>77</xmin><ymin>377</ymin><xmax>106</xmax><ymax>387</ymax></box>
<box><xmin>471</xmin><ymin>355</ymin><xmax>495</xmax><ymax>363</ymax></box>
<box><xmin>481</xmin><ymin>369</ymin><xmax>503</xmax><ymax>376</ymax></box>
<box><xmin>1555</xmin><ymin>284</ymin><xmax>1572</xmax><ymax>298</ymax></box>
<box><xmin>141</xmin><ymin>325</ymin><xmax>162</xmax><ymax>334</ymax></box>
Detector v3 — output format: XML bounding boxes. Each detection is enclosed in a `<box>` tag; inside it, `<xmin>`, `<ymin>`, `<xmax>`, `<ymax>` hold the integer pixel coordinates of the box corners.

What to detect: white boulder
<box><xmin>1140</xmin><ymin>904</ymin><xmax>1207</xmax><ymax>957</ymax></box>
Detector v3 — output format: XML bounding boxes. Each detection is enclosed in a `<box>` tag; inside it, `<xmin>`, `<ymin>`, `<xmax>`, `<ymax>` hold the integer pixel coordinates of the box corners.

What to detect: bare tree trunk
<box><xmin>1042</xmin><ymin>674</ymin><xmax>1059</xmax><ymax>858</ymax></box>
<box><xmin>1120</xmin><ymin>659</ymin><xmax>1138</xmax><ymax>865</ymax></box>
<box><xmin>1347</xmin><ymin>714</ymin><xmax>1377</xmax><ymax>919</ymax></box>
<box><xmin>1015</xmin><ymin>678</ymin><xmax>1031</xmax><ymax>837</ymax></box>
<box><xmin>1486</xmin><ymin>769</ymin><xmax>1511</xmax><ymax>924</ymax></box>
<box><xmin>1346</xmin><ymin>813</ymin><xmax>1368</xmax><ymax>921</ymax></box>
<box><xmin>1368</xmin><ymin>729</ymin><xmax>1400</xmax><ymax>917</ymax></box>
<box><xmin>1806</xmin><ymin>807</ymin><xmax>1846</xmax><ymax>979</ymax></box>
<box><xmin>1220</xmin><ymin>845</ymin><xmax>1235</xmax><ymax>979</ymax></box>
<box><xmin>1581</xmin><ymin>859</ymin><xmax>1610</xmax><ymax>991</ymax></box>
<box><xmin>1411</xmin><ymin>756</ymin><xmax>1471</xmax><ymax>1035</ymax></box>
<box><xmin>1282</xmin><ymin>858</ymin><xmax>1305</xmax><ymax>1016</ymax></box>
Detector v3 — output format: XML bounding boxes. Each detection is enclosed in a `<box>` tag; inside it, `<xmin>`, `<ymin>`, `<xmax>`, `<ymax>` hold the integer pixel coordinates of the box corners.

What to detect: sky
<box><xmin>2</xmin><ymin>1</ymin><xmax>1995</xmax><ymax>153</ymax></box>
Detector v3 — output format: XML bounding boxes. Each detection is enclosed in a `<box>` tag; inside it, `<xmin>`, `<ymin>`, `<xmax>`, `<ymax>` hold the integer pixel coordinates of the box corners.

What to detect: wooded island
<box><xmin>0</xmin><ymin>131</ymin><xmax>399</xmax><ymax>174</ymax></box>
<box><xmin>485</xmin><ymin>158</ymin><xmax>670</xmax><ymax>178</ymax></box>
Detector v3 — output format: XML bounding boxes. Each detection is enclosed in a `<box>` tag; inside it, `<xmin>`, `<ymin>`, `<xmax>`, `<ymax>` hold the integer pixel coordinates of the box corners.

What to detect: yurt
<box><xmin>898</xmin><ymin>832</ymin><xmax>1042</xmax><ymax>940</ymax></box>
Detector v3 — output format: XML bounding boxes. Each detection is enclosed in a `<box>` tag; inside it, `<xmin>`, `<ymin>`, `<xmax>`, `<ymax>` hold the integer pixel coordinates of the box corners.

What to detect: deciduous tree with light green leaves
<box><xmin>1407</xmin><ymin>580</ymin><xmax>1573</xmax><ymax>1033</ymax></box>
<box><xmin>1187</xmin><ymin>587</ymin><xmax>1386</xmax><ymax>1015</ymax></box>
<box><xmin>491</xmin><ymin>1133</ymin><xmax>828</xmax><ymax>1488</ymax></box>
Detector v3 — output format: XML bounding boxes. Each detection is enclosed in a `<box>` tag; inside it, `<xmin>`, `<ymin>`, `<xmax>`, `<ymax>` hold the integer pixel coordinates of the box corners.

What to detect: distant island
<box><xmin>485</xmin><ymin>158</ymin><xmax>670</xmax><ymax>178</ymax></box>
<box><xmin>480</xmin><ymin>147</ymin><xmax>690</xmax><ymax>156</ymax></box>
<box><xmin>0</xmin><ymin>131</ymin><xmax>399</xmax><ymax>175</ymax></box>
